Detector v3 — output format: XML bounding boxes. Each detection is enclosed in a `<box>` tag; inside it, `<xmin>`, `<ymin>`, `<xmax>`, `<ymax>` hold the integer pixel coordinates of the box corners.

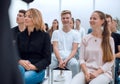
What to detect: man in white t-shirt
<box><xmin>50</xmin><ymin>10</ymin><xmax>80</xmax><ymax>77</ymax></box>
<box><xmin>74</xmin><ymin>19</ymin><xmax>86</xmax><ymax>59</ymax></box>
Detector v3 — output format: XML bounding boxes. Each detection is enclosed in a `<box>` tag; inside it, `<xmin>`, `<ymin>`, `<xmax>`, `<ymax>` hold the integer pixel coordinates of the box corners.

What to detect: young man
<box><xmin>106</xmin><ymin>14</ymin><xmax>120</xmax><ymax>84</ymax></box>
<box><xmin>74</xmin><ymin>19</ymin><xmax>86</xmax><ymax>59</ymax></box>
<box><xmin>51</xmin><ymin>10</ymin><xmax>80</xmax><ymax>78</ymax></box>
<box><xmin>11</xmin><ymin>9</ymin><xmax>26</xmax><ymax>41</ymax></box>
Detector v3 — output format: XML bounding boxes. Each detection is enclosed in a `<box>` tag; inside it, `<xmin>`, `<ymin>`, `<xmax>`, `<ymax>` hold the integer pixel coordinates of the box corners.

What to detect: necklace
<box><xmin>92</xmin><ymin>32</ymin><xmax>101</xmax><ymax>42</ymax></box>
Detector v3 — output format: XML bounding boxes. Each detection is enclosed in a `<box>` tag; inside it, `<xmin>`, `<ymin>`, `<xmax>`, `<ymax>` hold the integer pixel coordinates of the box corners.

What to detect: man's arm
<box><xmin>116</xmin><ymin>45</ymin><xmax>120</xmax><ymax>58</ymax></box>
<box><xmin>64</xmin><ymin>43</ymin><xmax>78</xmax><ymax>64</ymax></box>
<box><xmin>53</xmin><ymin>41</ymin><xmax>64</xmax><ymax>68</ymax></box>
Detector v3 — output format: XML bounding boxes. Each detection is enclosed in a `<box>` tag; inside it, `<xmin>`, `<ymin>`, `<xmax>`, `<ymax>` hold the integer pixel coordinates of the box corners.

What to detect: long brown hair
<box><xmin>94</xmin><ymin>11</ymin><xmax>114</xmax><ymax>63</ymax></box>
<box><xmin>48</xmin><ymin>19</ymin><xmax>59</xmax><ymax>38</ymax></box>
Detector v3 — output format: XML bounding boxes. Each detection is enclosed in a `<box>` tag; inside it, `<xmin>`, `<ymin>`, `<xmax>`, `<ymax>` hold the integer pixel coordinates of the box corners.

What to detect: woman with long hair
<box><xmin>71</xmin><ymin>10</ymin><xmax>114</xmax><ymax>84</ymax></box>
<box><xmin>48</xmin><ymin>19</ymin><xmax>59</xmax><ymax>38</ymax></box>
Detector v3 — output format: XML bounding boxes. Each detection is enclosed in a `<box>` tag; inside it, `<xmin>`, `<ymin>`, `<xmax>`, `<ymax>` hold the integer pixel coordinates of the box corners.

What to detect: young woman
<box><xmin>17</xmin><ymin>8</ymin><xmax>51</xmax><ymax>84</ymax></box>
<box><xmin>71</xmin><ymin>10</ymin><xmax>115</xmax><ymax>84</ymax></box>
<box><xmin>48</xmin><ymin>19</ymin><xmax>59</xmax><ymax>38</ymax></box>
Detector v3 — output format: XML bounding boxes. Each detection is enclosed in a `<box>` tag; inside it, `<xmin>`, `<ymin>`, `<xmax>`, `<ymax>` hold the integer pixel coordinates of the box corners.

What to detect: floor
<box><xmin>42</xmin><ymin>70</ymin><xmax>72</xmax><ymax>84</ymax></box>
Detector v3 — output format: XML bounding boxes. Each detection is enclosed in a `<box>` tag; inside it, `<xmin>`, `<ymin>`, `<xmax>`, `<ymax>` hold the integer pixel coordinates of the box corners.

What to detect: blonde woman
<box><xmin>17</xmin><ymin>8</ymin><xmax>51</xmax><ymax>84</ymax></box>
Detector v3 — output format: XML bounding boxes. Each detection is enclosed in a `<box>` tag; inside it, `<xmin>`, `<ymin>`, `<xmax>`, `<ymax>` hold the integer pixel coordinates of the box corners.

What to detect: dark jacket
<box><xmin>11</xmin><ymin>26</ymin><xmax>20</xmax><ymax>41</ymax></box>
<box><xmin>17</xmin><ymin>28</ymin><xmax>51</xmax><ymax>71</ymax></box>
<box><xmin>111</xmin><ymin>32</ymin><xmax>120</xmax><ymax>53</ymax></box>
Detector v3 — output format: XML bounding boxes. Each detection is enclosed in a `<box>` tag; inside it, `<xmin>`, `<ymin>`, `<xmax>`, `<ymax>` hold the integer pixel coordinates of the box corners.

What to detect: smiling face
<box><xmin>106</xmin><ymin>17</ymin><xmax>113</xmax><ymax>32</ymax></box>
<box><xmin>75</xmin><ymin>19</ymin><xmax>80</xmax><ymax>28</ymax></box>
<box><xmin>61</xmin><ymin>10</ymin><xmax>72</xmax><ymax>28</ymax></box>
<box><xmin>111</xmin><ymin>20</ymin><xmax>117</xmax><ymax>32</ymax></box>
<box><xmin>52</xmin><ymin>20</ymin><xmax>58</xmax><ymax>30</ymax></box>
<box><xmin>70</xmin><ymin>18</ymin><xmax>74</xmax><ymax>29</ymax></box>
<box><xmin>89</xmin><ymin>12</ymin><xmax>104</xmax><ymax>30</ymax></box>
<box><xmin>61</xmin><ymin>14</ymin><xmax>71</xmax><ymax>27</ymax></box>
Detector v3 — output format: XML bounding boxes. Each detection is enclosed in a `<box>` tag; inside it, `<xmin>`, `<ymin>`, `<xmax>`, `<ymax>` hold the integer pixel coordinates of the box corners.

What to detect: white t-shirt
<box><xmin>51</xmin><ymin>29</ymin><xmax>80</xmax><ymax>58</ymax></box>
<box><xmin>74</xmin><ymin>27</ymin><xmax>86</xmax><ymax>47</ymax></box>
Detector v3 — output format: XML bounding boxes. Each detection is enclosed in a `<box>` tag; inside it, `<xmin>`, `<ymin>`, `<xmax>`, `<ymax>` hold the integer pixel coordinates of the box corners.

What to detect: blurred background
<box><xmin>9</xmin><ymin>0</ymin><xmax>120</xmax><ymax>32</ymax></box>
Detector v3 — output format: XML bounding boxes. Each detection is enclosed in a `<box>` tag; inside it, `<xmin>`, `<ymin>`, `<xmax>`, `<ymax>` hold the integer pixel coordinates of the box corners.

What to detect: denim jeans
<box><xmin>115</xmin><ymin>58</ymin><xmax>120</xmax><ymax>84</ymax></box>
<box><xmin>75</xmin><ymin>47</ymin><xmax>80</xmax><ymax>59</ymax></box>
<box><xmin>118</xmin><ymin>78</ymin><xmax>120</xmax><ymax>84</ymax></box>
<box><xmin>50</xmin><ymin>53</ymin><xmax>79</xmax><ymax>77</ymax></box>
<box><xmin>19</xmin><ymin>65</ymin><xmax>45</xmax><ymax>84</ymax></box>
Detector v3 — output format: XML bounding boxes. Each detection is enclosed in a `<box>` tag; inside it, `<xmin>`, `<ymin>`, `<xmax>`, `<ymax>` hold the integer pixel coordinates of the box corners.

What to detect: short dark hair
<box><xmin>76</xmin><ymin>19</ymin><xmax>81</xmax><ymax>23</ymax></box>
<box><xmin>105</xmin><ymin>14</ymin><xmax>112</xmax><ymax>21</ymax></box>
<box><xmin>19</xmin><ymin>9</ymin><xmax>26</xmax><ymax>15</ymax></box>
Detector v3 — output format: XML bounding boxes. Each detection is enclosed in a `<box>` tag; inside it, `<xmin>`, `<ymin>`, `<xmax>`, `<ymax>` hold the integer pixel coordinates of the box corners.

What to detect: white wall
<box><xmin>9</xmin><ymin>0</ymin><xmax>59</xmax><ymax>28</ymax></box>
<box><xmin>9</xmin><ymin>0</ymin><xmax>120</xmax><ymax>32</ymax></box>
<box><xmin>95</xmin><ymin>0</ymin><xmax>120</xmax><ymax>18</ymax></box>
<box><xmin>9</xmin><ymin>0</ymin><xmax>27</xmax><ymax>28</ymax></box>
<box><xmin>61</xmin><ymin>0</ymin><xmax>93</xmax><ymax>32</ymax></box>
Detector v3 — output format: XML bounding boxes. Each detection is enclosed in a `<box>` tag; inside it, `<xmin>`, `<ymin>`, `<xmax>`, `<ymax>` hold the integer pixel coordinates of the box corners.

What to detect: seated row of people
<box><xmin>11</xmin><ymin>8</ymin><xmax>120</xmax><ymax>84</ymax></box>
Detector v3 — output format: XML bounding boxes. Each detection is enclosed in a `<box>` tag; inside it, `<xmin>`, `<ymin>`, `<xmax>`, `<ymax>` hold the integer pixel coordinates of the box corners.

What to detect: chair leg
<box><xmin>51</xmin><ymin>69</ymin><xmax>53</xmax><ymax>84</ymax></box>
<box><xmin>48</xmin><ymin>66</ymin><xmax>50</xmax><ymax>84</ymax></box>
<box><xmin>60</xmin><ymin>70</ymin><xmax>63</xmax><ymax>75</ymax></box>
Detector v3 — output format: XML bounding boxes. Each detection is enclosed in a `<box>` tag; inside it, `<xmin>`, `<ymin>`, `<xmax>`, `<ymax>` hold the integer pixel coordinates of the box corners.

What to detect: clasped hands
<box><xmin>58</xmin><ymin>59</ymin><xmax>68</xmax><ymax>69</ymax></box>
<box><xmin>85</xmin><ymin>71</ymin><xmax>99</xmax><ymax>83</ymax></box>
<box><xmin>19</xmin><ymin>60</ymin><xmax>37</xmax><ymax>70</ymax></box>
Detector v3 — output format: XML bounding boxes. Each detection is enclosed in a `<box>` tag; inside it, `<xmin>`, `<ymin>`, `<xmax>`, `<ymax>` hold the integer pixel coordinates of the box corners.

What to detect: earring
<box><xmin>101</xmin><ymin>26</ymin><xmax>104</xmax><ymax>31</ymax></box>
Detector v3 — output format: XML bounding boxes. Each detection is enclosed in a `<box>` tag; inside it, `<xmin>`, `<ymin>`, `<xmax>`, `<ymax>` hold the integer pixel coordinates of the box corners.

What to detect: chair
<box><xmin>41</xmin><ymin>66</ymin><xmax>51</xmax><ymax>84</ymax></box>
<box><xmin>50</xmin><ymin>67</ymin><xmax>72</xmax><ymax>84</ymax></box>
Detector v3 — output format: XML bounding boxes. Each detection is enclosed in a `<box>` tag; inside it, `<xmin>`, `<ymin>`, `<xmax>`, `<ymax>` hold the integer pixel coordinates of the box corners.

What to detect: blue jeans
<box><xmin>115</xmin><ymin>58</ymin><xmax>120</xmax><ymax>84</ymax></box>
<box><xmin>19</xmin><ymin>65</ymin><xmax>45</xmax><ymax>84</ymax></box>
<box><xmin>118</xmin><ymin>78</ymin><xmax>120</xmax><ymax>84</ymax></box>
<box><xmin>75</xmin><ymin>47</ymin><xmax>80</xmax><ymax>59</ymax></box>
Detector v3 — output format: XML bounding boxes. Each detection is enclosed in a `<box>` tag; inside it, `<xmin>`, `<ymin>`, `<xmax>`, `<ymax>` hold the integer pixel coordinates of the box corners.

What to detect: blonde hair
<box><xmin>27</xmin><ymin>8</ymin><xmax>45</xmax><ymax>31</ymax></box>
<box><xmin>61</xmin><ymin>10</ymin><xmax>72</xmax><ymax>17</ymax></box>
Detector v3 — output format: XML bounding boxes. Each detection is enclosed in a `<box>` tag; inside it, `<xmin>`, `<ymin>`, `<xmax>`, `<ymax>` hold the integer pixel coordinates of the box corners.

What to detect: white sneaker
<box><xmin>54</xmin><ymin>74</ymin><xmax>65</xmax><ymax>82</ymax></box>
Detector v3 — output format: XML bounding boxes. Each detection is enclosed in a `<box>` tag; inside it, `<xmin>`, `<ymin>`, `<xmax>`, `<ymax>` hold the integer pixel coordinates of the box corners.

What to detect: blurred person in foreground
<box><xmin>0</xmin><ymin>0</ymin><xmax>23</xmax><ymax>84</ymax></box>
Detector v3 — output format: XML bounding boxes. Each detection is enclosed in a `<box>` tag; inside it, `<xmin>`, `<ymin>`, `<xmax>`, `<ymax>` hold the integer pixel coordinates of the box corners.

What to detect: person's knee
<box><xmin>71</xmin><ymin>72</ymin><xmax>85</xmax><ymax>84</ymax></box>
<box><xmin>18</xmin><ymin>65</ymin><xmax>25</xmax><ymax>76</ymax></box>
<box><xmin>18</xmin><ymin>65</ymin><xmax>25</xmax><ymax>72</ymax></box>
<box><xmin>49</xmin><ymin>59</ymin><xmax>58</xmax><ymax>69</ymax></box>
<box><xmin>49</xmin><ymin>63</ymin><xmax>57</xmax><ymax>70</ymax></box>
<box><xmin>70</xmin><ymin>61</ymin><xmax>79</xmax><ymax>68</ymax></box>
<box><xmin>25</xmin><ymin>70</ymin><xmax>45</xmax><ymax>84</ymax></box>
<box><xmin>89</xmin><ymin>75</ymin><xmax>110</xmax><ymax>84</ymax></box>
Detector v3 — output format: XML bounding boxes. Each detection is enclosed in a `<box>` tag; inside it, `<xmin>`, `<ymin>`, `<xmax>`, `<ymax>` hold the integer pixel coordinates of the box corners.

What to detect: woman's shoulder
<box><xmin>81</xmin><ymin>34</ymin><xmax>93</xmax><ymax>45</ymax></box>
<box><xmin>38</xmin><ymin>30</ymin><xmax>49</xmax><ymax>36</ymax></box>
<box><xmin>83</xmin><ymin>34</ymin><xmax>92</xmax><ymax>41</ymax></box>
